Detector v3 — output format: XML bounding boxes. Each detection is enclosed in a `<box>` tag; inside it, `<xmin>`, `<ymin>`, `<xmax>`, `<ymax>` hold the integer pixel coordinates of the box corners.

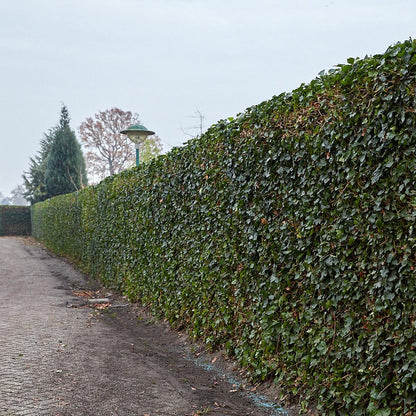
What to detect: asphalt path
<box><xmin>0</xmin><ymin>237</ymin><xmax>290</xmax><ymax>416</ymax></box>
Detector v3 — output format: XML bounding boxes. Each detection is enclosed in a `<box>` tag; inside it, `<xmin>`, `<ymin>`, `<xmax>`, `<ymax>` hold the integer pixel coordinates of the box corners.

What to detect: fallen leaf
<box><xmin>94</xmin><ymin>303</ymin><xmax>111</xmax><ymax>310</ymax></box>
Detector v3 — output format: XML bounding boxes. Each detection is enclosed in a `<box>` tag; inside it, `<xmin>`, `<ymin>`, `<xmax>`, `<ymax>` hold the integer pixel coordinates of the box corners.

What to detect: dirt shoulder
<box><xmin>0</xmin><ymin>237</ymin><xmax>294</xmax><ymax>416</ymax></box>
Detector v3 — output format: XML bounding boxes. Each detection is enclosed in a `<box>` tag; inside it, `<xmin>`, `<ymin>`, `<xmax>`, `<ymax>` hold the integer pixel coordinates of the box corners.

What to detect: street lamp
<box><xmin>120</xmin><ymin>124</ymin><xmax>155</xmax><ymax>166</ymax></box>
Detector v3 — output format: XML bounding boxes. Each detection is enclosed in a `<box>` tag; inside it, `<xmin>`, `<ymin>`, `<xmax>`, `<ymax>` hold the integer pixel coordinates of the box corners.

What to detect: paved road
<box><xmin>0</xmin><ymin>237</ymin><xmax>289</xmax><ymax>416</ymax></box>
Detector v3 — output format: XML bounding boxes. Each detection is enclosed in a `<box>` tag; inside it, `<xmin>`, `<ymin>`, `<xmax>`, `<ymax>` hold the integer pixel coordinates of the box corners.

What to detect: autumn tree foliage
<box><xmin>79</xmin><ymin>108</ymin><xmax>162</xmax><ymax>182</ymax></box>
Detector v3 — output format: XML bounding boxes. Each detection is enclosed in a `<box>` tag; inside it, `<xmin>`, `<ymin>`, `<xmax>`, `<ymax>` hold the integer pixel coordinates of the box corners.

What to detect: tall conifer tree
<box><xmin>44</xmin><ymin>106</ymin><xmax>87</xmax><ymax>198</ymax></box>
<box><xmin>23</xmin><ymin>126</ymin><xmax>59</xmax><ymax>203</ymax></box>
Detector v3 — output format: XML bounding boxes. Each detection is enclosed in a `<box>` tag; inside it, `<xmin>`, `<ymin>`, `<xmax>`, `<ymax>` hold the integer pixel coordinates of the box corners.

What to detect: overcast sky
<box><xmin>0</xmin><ymin>0</ymin><xmax>415</xmax><ymax>196</ymax></box>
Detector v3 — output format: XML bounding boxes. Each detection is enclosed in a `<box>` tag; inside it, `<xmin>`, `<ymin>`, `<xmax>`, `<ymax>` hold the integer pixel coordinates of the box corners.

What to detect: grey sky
<box><xmin>0</xmin><ymin>0</ymin><xmax>415</xmax><ymax>195</ymax></box>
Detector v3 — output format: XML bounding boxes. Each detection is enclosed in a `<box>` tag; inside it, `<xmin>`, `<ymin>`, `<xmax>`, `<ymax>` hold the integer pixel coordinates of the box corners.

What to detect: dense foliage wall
<box><xmin>32</xmin><ymin>40</ymin><xmax>416</xmax><ymax>415</ymax></box>
<box><xmin>0</xmin><ymin>206</ymin><xmax>31</xmax><ymax>236</ymax></box>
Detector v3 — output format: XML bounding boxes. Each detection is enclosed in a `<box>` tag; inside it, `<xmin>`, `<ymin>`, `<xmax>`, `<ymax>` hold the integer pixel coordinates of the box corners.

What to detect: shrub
<box><xmin>32</xmin><ymin>40</ymin><xmax>416</xmax><ymax>414</ymax></box>
<box><xmin>0</xmin><ymin>206</ymin><xmax>31</xmax><ymax>236</ymax></box>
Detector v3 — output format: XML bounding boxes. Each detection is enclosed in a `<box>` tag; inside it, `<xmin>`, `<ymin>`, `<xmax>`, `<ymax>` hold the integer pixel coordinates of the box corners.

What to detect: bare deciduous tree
<box><xmin>181</xmin><ymin>108</ymin><xmax>205</xmax><ymax>138</ymax></box>
<box><xmin>79</xmin><ymin>108</ymin><xmax>162</xmax><ymax>182</ymax></box>
<box><xmin>10</xmin><ymin>185</ymin><xmax>28</xmax><ymax>206</ymax></box>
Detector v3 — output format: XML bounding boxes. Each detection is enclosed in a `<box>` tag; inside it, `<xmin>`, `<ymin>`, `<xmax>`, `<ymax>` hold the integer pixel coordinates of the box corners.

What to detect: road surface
<box><xmin>0</xmin><ymin>237</ymin><xmax>290</xmax><ymax>416</ymax></box>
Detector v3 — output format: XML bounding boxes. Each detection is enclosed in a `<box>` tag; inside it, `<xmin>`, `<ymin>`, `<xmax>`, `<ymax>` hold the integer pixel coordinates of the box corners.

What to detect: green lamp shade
<box><xmin>120</xmin><ymin>124</ymin><xmax>155</xmax><ymax>144</ymax></box>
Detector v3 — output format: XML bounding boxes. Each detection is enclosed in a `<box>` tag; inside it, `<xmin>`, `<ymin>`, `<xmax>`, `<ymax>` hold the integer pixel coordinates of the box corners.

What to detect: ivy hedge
<box><xmin>0</xmin><ymin>205</ymin><xmax>31</xmax><ymax>236</ymax></box>
<box><xmin>32</xmin><ymin>40</ymin><xmax>416</xmax><ymax>415</ymax></box>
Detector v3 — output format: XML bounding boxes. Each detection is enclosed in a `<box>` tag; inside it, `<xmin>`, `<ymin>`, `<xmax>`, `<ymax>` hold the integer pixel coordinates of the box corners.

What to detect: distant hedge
<box><xmin>0</xmin><ymin>205</ymin><xmax>31</xmax><ymax>236</ymax></box>
<box><xmin>32</xmin><ymin>40</ymin><xmax>416</xmax><ymax>415</ymax></box>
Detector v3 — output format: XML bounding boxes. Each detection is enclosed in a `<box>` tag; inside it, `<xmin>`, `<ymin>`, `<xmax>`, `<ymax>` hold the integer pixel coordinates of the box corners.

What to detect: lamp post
<box><xmin>120</xmin><ymin>124</ymin><xmax>155</xmax><ymax>166</ymax></box>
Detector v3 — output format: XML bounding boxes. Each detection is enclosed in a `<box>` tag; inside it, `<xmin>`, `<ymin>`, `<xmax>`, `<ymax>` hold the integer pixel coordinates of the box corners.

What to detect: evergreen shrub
<box><xmin>31</xmin><ymin>40</ymin><xmax>416</xmax><ymax>414</ymax></box>
<box><xmin>0</xmin><ymin>206</ymin><xmax>31</xmax><ymax>236</ymax></box>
